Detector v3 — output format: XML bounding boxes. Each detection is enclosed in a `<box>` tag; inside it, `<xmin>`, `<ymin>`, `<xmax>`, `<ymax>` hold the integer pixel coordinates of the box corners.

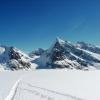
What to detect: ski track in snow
<box><xmin>4</xmin><ymin>79</ymin><xmax>83</xmax><ymax>100</ymax></box>
<box><xmin>4</xmin><ymin>79</ymin><xmax>20</xmax><ymax>100</ymax></box>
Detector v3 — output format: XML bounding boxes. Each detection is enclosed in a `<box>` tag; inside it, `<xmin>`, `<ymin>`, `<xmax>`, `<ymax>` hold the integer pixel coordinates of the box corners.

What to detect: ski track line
<box><xmin>4</xmin><ymin>79</ymin><xmax>21</xmax><ymax>100</ymax></box>
<box><xmin>18</xmin><ymin>81</ymin><xmax>84</xmax><ymax>100</ymax></box>
<box><xmin>4</xmin><ymin>79</ymin><xmax>84</xmax><ymax>100</ymax></box>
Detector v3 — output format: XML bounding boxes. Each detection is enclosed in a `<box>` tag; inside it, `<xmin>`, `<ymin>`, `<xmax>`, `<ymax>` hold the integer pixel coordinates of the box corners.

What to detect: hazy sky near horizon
<box><xmin>0</xmin><ymin>0</ymin><xmax>100</xmax><ymax>52</ymax></box>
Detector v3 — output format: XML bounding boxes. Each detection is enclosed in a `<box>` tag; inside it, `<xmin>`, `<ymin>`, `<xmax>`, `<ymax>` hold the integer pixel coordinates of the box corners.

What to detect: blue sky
<box><xmin>0</xmin><ymin>0</ymin><xmax>100</xmax><ymax>52</ymax></box>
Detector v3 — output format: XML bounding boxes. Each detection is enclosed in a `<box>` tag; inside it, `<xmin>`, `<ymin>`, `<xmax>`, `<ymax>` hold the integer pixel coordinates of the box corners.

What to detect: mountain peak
<box><xmin>56</xmin><ymin>37</ymin><xmax>65</xmax><ymax>44</ymax></box>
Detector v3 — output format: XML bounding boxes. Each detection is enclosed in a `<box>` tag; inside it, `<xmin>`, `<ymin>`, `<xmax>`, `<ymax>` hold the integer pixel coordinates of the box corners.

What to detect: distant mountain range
<box><xmin>1</xmin><ymin>38</ymin><xmax>100</xmax><ymax>71</ymax></box>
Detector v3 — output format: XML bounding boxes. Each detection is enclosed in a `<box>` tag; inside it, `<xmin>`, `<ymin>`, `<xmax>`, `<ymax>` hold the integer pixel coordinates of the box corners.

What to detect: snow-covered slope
<box><xmin>76</xmin><ymin>42</ymin><xmax>100</xmax><ymax>54</ymax></box>
<box><xmin>36</xmin><ymin>38</ymin><xmax>100</xmax><ymax>70</ymax></box>
<box><xmin>0</xmin><ymin>45</ymin><xmax>37</xmax><ymax>71</ymax></box>
<box><xmin>1</xmin><ymin>70</ymin><xmax>100</xmax><ymax>100</ymax></box>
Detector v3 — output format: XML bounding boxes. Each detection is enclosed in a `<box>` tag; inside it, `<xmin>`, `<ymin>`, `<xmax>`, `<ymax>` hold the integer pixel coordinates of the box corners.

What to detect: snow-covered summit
<box><xmin>36</xmin><ymin>38</ymin><xmax>100</xmax><ymax>70</ymax></box>
<box><xmin>0</xmin><ymin>45</ymin><xmax>37</xmax><ymax>70</ymax></box>
<box><xmin>48</xmin><ymin>37</ymin><xmax>71</xmax><ymax>53</ymax></box>
<box><xmin>56</xmin><ymin>37</ymin><xmax>66</xmax><ymax>44</ymax></box>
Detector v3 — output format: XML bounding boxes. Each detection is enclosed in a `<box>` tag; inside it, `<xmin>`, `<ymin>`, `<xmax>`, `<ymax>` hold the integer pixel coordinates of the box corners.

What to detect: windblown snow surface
<box><xmin>0</xmin><ymin>70</ymin><xmax>100</xmax><ymax>100</ymax></box>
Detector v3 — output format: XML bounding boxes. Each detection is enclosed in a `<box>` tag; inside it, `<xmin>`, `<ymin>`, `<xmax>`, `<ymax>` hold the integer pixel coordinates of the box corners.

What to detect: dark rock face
<box><xmin>9</xmin><ymin>47</ymin><xmax>21</xmax><ymax>60</ymax></box>
<box><xmin>51</xmin><ymin>42</ymin><xmax>66</xmax><ymax>61</ymax></box>
<box><xmin>19</xmin><ymin>60</ymin><xmax>31</xmax><ymax>68</ymax></box>
<box><xmin>7</xmin><ymin>59</ymin><xmax>31</xmax><ymax>70</ymax></box>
